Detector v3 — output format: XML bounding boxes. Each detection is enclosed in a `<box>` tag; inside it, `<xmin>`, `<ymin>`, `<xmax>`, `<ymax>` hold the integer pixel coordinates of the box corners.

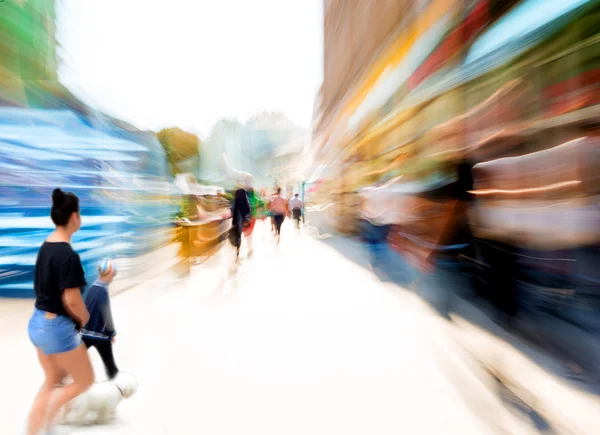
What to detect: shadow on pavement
<box><xmin>491</xmin><ymin>370</ymin><xmax>556</xmax><ymax>434</ymax></box>
<box><xmin>314</xmin><ymin>233</ymin><xmax>600</xmax><ymax>396</ymax></box>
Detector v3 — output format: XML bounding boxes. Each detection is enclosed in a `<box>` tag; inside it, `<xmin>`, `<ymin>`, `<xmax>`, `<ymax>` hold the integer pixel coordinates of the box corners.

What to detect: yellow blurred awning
<box><xmin>340</xmin><ymin>0</ymin><xmax>461</xmax><ymax>121</ymax></box>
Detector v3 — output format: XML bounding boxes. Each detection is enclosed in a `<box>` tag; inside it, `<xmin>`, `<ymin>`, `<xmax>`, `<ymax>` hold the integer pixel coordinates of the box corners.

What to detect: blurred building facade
<box><xmin>310</xmin><ymin>0</ymin><xmax>600</xmax><ymax>337</ymax></box>
<box><xmin>0</xmin><ymin>0</ymin><xmax>59</xmax><ymax>106</ymax></box>
<box><xmin>313</xmin><ymin>0</ymin><xmax>600</xmax><ymax>228</ymax></box>
<box><xmin>0</xmin><ymin>0</ymin><xmax>177</xmax><ymax>297</ymax></box>
<box><xmin>201</xmin><ymin>113</ymin><xmax>307</xmax><ymax>189</ymax></box>
<box><xmin>259</xmin><ymin>134</ymin><xmax>310</xmax><ymax>194</ymax></box>
<box><xmin>313</xmin><ymin>0</ymin><xmax>434</xmax><ymax>230</ymax></box>
<box><xmin>319</xmin><ymin>0</ymin><xmax>412</xmax><ymax>136</ymax></box>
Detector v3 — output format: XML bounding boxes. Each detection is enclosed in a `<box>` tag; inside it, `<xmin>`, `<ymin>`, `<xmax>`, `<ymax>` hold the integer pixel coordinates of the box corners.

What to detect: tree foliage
<box><xmin>157</xmin><ymin>127</ymin><xmax>201</xmax><ymax>175</ymax></box>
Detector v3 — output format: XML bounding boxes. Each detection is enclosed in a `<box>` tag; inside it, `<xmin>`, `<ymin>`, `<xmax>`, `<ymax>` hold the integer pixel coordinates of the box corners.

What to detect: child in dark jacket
<box><xmin>81</xmin><ymin>258</ymin><xmax>119</xmax><ymax>379</ymax></box>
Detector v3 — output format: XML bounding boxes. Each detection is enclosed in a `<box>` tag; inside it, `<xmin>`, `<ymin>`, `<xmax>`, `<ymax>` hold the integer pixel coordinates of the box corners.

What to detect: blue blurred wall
<box><xmin>0</xmin><ymin>107</ymin><xmax>178</xmax><ymax>297</ymax></box>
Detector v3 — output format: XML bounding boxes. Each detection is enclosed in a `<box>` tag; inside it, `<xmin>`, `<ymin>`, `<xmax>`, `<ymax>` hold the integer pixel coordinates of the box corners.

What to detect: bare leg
<box><xmin>45</xmin><ymin>344</ymin><xmax>94</xmax><ymax>431</ymax></box>
<box><xmin>27</xmin><ymin>348</ymin><xmax>63</xmax><ymax>435</ymax></box>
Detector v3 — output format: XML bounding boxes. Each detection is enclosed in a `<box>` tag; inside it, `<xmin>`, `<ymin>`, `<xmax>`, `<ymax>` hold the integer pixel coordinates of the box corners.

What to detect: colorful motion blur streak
<box><xmin>0</xmin><ymin>1</ymin><xmax>180</xmax><ymax>296</ymax></box>
<box><xmin>0</xmin><ymin>108</ymin><xmax>178</xmax><ymax>297</ymax></box>
<box><xmin>313</xmin><ymin>0</ymin><xmax>600</xmax><ymax>324</ymax></box>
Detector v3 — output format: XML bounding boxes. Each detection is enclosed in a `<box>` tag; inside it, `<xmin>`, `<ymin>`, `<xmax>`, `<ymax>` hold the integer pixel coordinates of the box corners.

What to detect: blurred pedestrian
<box><xmin>358</xmin><ymin>179</ymin><xmax>394</xmax><ymax>271</ymax></box>
<box><xmin>26</xmin><ymin>188</ymin><xmax>94</xmax><ymax>435</ymax></box>
<box><xmin>81</xmin><ymin>259</ymin><xmax>119</xmax><ymax>380</ymax></box>
<box><xmin>268</xmin><ymin>191</ymin><xmax>276</xmax><ymax>232</ymax></box>
<box><xmin>245</xmin><ymin>185</ymin><xmax>260</xmax><ymax>257</ymax></box>
<box><xmin>229</xmin><ymin>187</ymin><xmax>251</xmax><ymax>260</ymax></box>
<box><xmin>414</xmin><ymin>159</ymin><xmax>475</xmax><ymax>319</ymax></box>
<box><xmin>270</xmin><ymin>187</ymin><xmax>288</xmax><ymax>243</ymax></box>
<box><xmin>289</xmin><ymin>193</ymin><xmax>304</xmax><ymax>229</ymax></box>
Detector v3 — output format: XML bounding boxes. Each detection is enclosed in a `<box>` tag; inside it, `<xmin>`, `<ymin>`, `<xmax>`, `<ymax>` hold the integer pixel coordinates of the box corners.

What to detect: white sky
<box><xmin>56</xmin><ymin>0</ymin><xmax>323</xmax><ymax>136</ymax></box>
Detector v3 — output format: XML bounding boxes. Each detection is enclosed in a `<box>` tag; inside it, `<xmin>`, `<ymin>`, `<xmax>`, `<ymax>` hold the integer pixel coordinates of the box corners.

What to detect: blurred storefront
<box><xmin>313</xmin><ymin>0</ymin><xmax>600</xmax><ymax>227</ymax></box>
<box><xmin>311</xmin><ymin>0</ymin><xmax>600</xmax><ymax>328</ymax></box>
<box><xmin>313</xmin><ymin>0</ymin><xmax>427</xmax><ymax>232</ymax></box>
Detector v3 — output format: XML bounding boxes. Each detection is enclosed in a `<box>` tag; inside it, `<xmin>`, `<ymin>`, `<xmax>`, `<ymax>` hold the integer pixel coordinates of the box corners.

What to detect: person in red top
<box><xmin>269</xmin><ymin>187</ymin><xmax>288</xmax><ymax>243</ymax></box>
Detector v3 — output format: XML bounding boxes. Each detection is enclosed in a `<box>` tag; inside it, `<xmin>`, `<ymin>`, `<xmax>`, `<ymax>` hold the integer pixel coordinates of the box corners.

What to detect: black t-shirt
<box><xmin>34</xmin><ymin>242</ymin><xmax>86</xmax><ymax>318</ymax></box>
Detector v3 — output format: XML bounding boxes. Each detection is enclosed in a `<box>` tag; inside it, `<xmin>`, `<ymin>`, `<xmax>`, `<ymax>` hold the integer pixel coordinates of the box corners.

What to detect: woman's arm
<box><xmin>62</xmin><ymin>288</ymin><xmax>90</xmax><ymax>327</ymax></box>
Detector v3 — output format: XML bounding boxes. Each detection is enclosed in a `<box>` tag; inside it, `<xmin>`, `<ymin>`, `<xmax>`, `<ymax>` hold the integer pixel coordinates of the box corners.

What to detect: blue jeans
<box><xmin>360</xmin><ymin>220</ymin><xmax>391</xmax><ymax>267</ymax></box>
<box><xmin>28</xmin><ymin>308</ymin><xmax>81</xmax><ymax>355</ymax></box>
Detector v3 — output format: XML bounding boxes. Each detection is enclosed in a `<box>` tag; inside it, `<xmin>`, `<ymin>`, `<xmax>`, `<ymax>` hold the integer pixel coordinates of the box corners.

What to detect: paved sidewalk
<box><xmin>309</xmin><ymin>226</ymin><xmax>600</xmax><ymax>434</ymax></box>
<box><xmin>1</xmin><ymin>220</ymin><xmax>536</xmax><ymax>434</ymax></box>
<box><xmin>450</xmin><ymin>304</ymin><xmax>600</xmax><ymax>434</ymax></box>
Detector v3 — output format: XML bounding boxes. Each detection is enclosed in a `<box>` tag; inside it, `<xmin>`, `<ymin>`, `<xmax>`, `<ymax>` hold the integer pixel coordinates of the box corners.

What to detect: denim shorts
<box><xmin>28</xmin><ymin>308</ymin><xmax>81</xmax><ymax>355</ymax></box>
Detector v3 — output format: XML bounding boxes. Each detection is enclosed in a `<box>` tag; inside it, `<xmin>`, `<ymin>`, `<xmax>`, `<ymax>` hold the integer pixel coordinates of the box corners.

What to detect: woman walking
<box><xmin>229</xmin><ymin>187</ymin><xmax>251</xmax><ymax>260</ymax></box>
<box><xmin>270</xmin><ymin>187</ymin><xmax>288</xmax><ymax>243</ymax></box>
<box><xmin>26</xmin><ymin>188</ymin><xmax>94</xmax><ymax>435</ymax></box>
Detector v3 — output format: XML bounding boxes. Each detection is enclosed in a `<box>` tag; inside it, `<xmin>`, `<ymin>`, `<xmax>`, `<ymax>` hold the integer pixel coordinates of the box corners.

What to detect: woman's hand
<box><xmin>62</xmin><ymin>287</ymin><xmax>90</xmax><ymax>327</ymax></box>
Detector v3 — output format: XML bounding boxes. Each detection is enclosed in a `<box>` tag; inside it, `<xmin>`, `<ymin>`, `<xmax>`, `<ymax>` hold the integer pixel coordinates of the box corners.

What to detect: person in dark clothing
<box><xmin>416</xmin><ymin>160</ymin><xmax>476</xmax><ymax>319</ymax></box>
<box><xmin>81</xmin><ymin>259</ymin><xmax>119</xmax><ymax>379</ymax></box>
<box><xmin>229</xmin><ymin>187</ymin><xmax>251</xmax><ymax>258</ymax></box>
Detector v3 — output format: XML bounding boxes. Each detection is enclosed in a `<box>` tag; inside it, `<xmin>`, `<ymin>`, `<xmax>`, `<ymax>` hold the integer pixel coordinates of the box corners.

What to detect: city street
<box><xmin>4</xmin><ymin>1</ymin><xmax>600</xmax><ymax>434</ymax></box>
<box><xmin>1</xmin><ymin>220</ymin><xmax>535</xmax><ymax>434</ymax></box>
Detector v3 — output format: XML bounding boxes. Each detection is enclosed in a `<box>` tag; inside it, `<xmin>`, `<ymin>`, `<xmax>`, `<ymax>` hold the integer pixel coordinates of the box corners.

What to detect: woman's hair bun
<box><xmin>52</xmin><ymin>188</ymin><xmax>65</xmax><ymax>204</ymax></box>
<box><xmin>50</xmin><ymin>188</ymin><xmax>79</xmax><ymax>226</ymax></box>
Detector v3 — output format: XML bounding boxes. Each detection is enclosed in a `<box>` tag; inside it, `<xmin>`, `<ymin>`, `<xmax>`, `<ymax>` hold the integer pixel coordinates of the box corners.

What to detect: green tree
<box><xmin>157</xmin><ymin>127</ymin><xmax>201</xmax><ymax>176</ymax></box>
